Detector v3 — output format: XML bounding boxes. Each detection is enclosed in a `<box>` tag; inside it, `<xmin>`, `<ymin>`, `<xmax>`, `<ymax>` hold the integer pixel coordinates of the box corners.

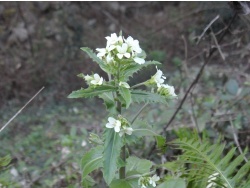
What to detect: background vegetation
<box><xmin>0</xmin><ymin>2</ymin><xmax>250</xmax><ymax>187</ymax></box>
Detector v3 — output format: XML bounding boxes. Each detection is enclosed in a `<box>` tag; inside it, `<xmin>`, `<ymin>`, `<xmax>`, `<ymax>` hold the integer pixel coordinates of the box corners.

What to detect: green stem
<box><xmin>131</xmin><ymin>82</ymin><xmax>145</xmax><ymax>89</ymax></box>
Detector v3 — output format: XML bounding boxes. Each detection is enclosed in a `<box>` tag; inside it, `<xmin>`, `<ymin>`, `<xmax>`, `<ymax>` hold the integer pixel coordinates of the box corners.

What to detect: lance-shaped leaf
<box><xmin>99</xmin><ymin>92</ymin><xmax>117</xmax><ymax>114</ymax></box>
<box><xmin>68</xmin><ymin>85</ymin><xmax>116</xmax><ymax>98</ymax></box>
<box><xmin>120</xmin><ymin>60</ymin><xmax>161</xmax><ymax>81</ymax></box>
<box><xmin>81</xmin><ymin>145</ymin><xmax>104</xmax><ymax>179</ymax></box>
<box><xmin>103</xmin><ymin>129</ymin><xmax>123</xmax><ymax>185</ymax></box>
<box><xmin>80</xmin><ymin>47</ymin><xmax>110</xmax><ymax>73</ymax></box>
<box><xmin>119</xmin><ymin>87</ymin><xmax>132</xmax><ymax>109</ymax></box>
<box><xmin>131</xmin><ymin>90</ymin><xmax>167</xmax><ymax>104</ymax></box>
<box><xmin>110</xmin><ymin>179</ymin><xmax>133</xmax><ymax>188</ymax></box>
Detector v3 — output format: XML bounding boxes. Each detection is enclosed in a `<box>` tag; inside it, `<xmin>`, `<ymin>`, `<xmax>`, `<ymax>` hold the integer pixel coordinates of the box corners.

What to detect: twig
<box><xmin>210</xmin><ymin>29</ymin><xmax>225</xmax><ymax>61</ymax></box>
<box><xmin>196</xmin><ymin>15</ymin><xmax>220</xmax><ymax>45</ymax></box>
<box><xmin>163</xmin><ymin>13</ymin><xmax>237</xmax><ymax>134</ymax></box>
<box><xmin>230</xmin><ymin>119</ymin><xmax>248</xmax><ymax>162</ymax></box>
<box><xmin>0</xmin><ymin>87</ymin><xmax>45</xmax><ymax>133</ymax></box>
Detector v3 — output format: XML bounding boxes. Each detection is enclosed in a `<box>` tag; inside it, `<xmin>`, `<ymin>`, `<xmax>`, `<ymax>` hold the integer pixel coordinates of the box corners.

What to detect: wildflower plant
<box><xmin>68</xmin><ymin>32</ymin><xmax>177</xmax><ymax>187</ymax></box>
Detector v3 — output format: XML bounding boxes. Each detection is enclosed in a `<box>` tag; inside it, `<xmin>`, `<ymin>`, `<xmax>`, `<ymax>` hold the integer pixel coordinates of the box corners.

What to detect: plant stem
<box><xmin>131</xmin><ymin>82</ymin><xmax>145</xmax><ymax>89</ymax></box>
<box><xmin>131</xmin><ymin>103</ymin><xmax>148</xmax><ymax>125</ymax></box>
<box><xmin>120</xmin><ymin>145</ymin><xmax>126</xmax><ymax>179</ymax></box>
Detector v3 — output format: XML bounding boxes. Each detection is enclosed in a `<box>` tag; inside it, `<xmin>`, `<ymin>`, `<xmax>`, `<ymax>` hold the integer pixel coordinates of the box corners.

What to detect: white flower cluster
<box><xmin>84</xmin><ymin>73</ymin><xmax>104</xmax><ymax>86</ymax></box>
<box><xmin>96</xmin><ymin>33</ymin><xmax>145</xmax><ymax>65</ymax></box>
<box><xmin>147</xmin><ymin>66</ymin><xmax>177</xmax><ymax>98</ymax></box>
<box><xmin>138</xmin><ymin>175</ymin><xmax>160</xmax><ymax>188</ymax></box>
<box><xmin>105</xmin><ymin>117</ymin><xmax>133</xmax><ymax>137</ymax></box>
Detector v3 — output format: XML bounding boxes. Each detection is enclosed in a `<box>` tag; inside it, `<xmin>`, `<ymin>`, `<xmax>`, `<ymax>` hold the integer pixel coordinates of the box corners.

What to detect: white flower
<box><xmin>134</xmin><ymin>57</ymin><xmax>145</xmax><ymax>64</ymax></box>
<box><xmin>84</xmin><ymin>74</ymin><xmax>93</xmax><ymax>82</ymax></box>
<box><xmin>153</xmin><ymin>67</ymin><xmax>166</xmax><ymax>87</ymax></box>
<box><xmin>81</xmin><ymin>140</ymin><xmax>87</xmax><ymax>147</ymax></box>
<box><xmin>90</xmin><ymin>74</ymin><xmax>103</xmax><ymax>85</ymax></box>
<box><xmin>106</xmin><ymin>33</ymin><xmax>123</xmax><ymax>47</ymax></box>
<box><xmin>119</xmin><ymin>126</ymin><xmax>133</xmax><ymax>137</ymax></box>
<box><xmin>124</xmin><ymin>36</ymin><xmax>142</xmax><ymax>53</ymax></box>
<box><xmin>96</xmin><ymin>48</ymin><xmax>107</xmax><ymax>58</ymax></box>
<box><xmin>158</xmin><ymin>84</ymin><xmax>177</xmax><ymax>98</ymax></box>
<box><xmin>149</xmin><ymin>175</ymin><xmax>160</xmax><ymax>187</ymax></box>
<box><xmin>119</xmin><ymin>82</ymin><xmax>130</xmax><ymax>88</ymax></box>
<box><xmin>138</xmin><ymin>176</ymin><xmax>149</xmax><ymax>188</ymax></box>
<box><xmin>106</xmin><ymin>117</ymin><xmax>121</xmax><ymax>132</ymax></box>
<box><xmin>105</xmin><ymin>53</ymin><xmax>114</xmax><ymax>64</ymax></box>
<box><xmin>117</xmin><ymin>43</ymin><xmax>131</xmax><ymax>59</ymax></box>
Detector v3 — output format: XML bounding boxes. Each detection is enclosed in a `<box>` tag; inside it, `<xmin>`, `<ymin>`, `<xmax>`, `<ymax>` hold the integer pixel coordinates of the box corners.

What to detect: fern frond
<box><xmin>172</xmin><ymin>138</ymin><xmax>250</xmax><ymax>188</ymax></box>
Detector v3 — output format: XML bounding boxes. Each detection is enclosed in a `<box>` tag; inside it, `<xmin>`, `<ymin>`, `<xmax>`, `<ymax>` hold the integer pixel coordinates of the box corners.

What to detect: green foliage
<box><xmin>131</xmin><ymin>90</ymin><xmax>167</xmax><ymax>104</ymax></box>
<box><xmin>0</xmin><ymin>155</ymin><xmax>11</xmax><ymax>170</ymax></box>
<box><xmin>172</xmin><ymin>137</ymin><xmax>250</xmax><ymax>188</ymax></box>
<box><xmin>120</xmin><ymin>60</ymin><xmax>161</xmax><ymax>82</ymax></box>
<box><xmin>80</xmin><ymin>47</ymin><xmax>110</xmax><ymax>73</ymax></box>
<box><xmin>103</xmin><ymin>129</ymin><xmax>123</xmax><ymax>185</ymax></box>
<box><xmin>81</xmin><ymin>145</ymin><xmax>103</xmax><ymax>179</ymax></box>
<box><xmin>157</xmin><ymin>178</ymin><xmax>186</xmax><ymax>188</ymax></box>
<box><xmin>126</xmin><ymin>156</ymin><xmax>153</xmax><ymax>175</ymax></box>
<box><xmin>68</xmin><ymin>85</ymin><xmax>116</xmax><ymax>98</ymax></box>
<box><xmin>119</xmin><ymin>87</ymin><xmax>132</xmax><ymax>109</ymax></box>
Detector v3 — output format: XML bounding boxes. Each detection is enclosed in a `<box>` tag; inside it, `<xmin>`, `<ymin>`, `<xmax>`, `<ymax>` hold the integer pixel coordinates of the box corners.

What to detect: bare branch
<box><xmin>0</xmin><ymin>87</ymin><xmax>45</xmax><ymax>133</ymax></box>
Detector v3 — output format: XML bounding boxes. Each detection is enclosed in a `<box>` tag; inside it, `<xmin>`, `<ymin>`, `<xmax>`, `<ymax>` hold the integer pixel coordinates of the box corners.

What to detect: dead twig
<box><xmin>0</xmin><ymin>87</ymin><xmax>45</xmax><ymax>133</ymax></box>
<box><xmin>230</xmin><ymin>119</ymin><xmax>248</xmax><ymax>162</ymax></box>
<box><xmin>196</xmin><ymin>15</ymin><xmax>220</xmax><ymax>45</ymax></box>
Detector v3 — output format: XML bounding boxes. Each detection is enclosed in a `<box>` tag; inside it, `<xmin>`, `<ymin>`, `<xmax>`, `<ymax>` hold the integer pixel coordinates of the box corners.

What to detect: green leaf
<box><xmin>126</xmin><ymin>156</ymin><xmax>153</xmax><ymax>174</ymax></box>
<box><xmin>103</xmin><ymin>129</ymin><xmax>123</xmax><ymax>185</ymax></box>
<box><xmin>131</xmin><ymin>90</ymin><xmax>167</xmax><ymax>104</ymax></box>
<box><xmin>155</xmin><ymin>135</ymin><xmax>167</xmax><ymax>153</ymax></box>
<box><xmin>89</xmin><ymin>133</ymin><xmax>104</xmax><ymax>145</ymax></box>
<box><xmin>80</xmin><ymin>47</ymin><xmax>109</xmax><ymax>73</ymax></box>
<box><xmin>121</xmin><ymin>60</ymin><xmax>161</xmax><ymax>81</ymax></box>
<box><xmin>225</xmin><ymin>79</ymin><xmax>239</xmax><ymax>95</ymax></box>
<box><xmin>157</xmin><ymin>178</ymin><xmax>186</xmax><ymax>188</ymax></box>
<box><xmin>110</xmin><ymin>179</ymin><xmax>133</xmax><ymax>188</ymax></box>
<box><xmin>119</xmin><ymin>87</ymin><xmax>131</xmax><ymax>109</ymax></box>
<box><xmin>133</xmin><ymin>128</ymin><xmax>159</xmax><ymax>137</ymax></box>
<box><xmin>68</xmin><ymin>85</ymin><xmax>116</xmax><ymax>98</ymax></box>
<box><xmin>81</xmin><ymin>145</ymin><xmax>103</xmax><ymax>179</ymax></box>
<box><xmin>81</xmin><ymin>175</ymin><xmax>96</xmax><ymax>188</ymax></box>
<box><xmin>0</xmin><ymin>155</ymin><xmax>11</xmax><ymax>169</ymax></box>
<box><xmin>99</xmin><ymin>92</ymin><xmax>117</xmax><ymax>114</ymax></box>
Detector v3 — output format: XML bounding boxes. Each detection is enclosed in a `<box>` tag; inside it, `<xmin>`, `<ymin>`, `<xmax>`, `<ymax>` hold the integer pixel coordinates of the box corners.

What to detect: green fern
<box><xmin>172</xmin><ymin>138</ymin><xmax>250</xmax><ymax>188</ymax></box>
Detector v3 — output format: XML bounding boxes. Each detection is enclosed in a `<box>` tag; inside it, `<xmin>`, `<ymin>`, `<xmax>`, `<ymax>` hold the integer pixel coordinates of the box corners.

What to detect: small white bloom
<box><xmin>153</xmin><ymin>67</ymin><xmax>166</xmax><ymax>87</ymax></box>
<box><xmin>149</xmin><ymin>175</ymin><xmax>160</xmax><ymax>187</ymax></box>
<box><xmin>106</xmin><ymin>117</ymin><xmax>121</xmax><ymax>132</ymax></box>
<box><xmin>158</xmin><ymin>84</ymin><xmax>177</xmax><ymax>98</ymax></box>
<box><xmin>119</xmin><ymin>126</ymin><xmax>133</xmax><ymax>137</ymax></box>
<box><xmin>138</xmin><ymin>176</ymin><xmax>150</xmax><ymax>188</ymax></box>
<box><xmin>81</xmin><ymin>140</ymin><xmax>87</xmax><ymax>147</ymax></box>
<box><xmin>96</xmin><ymin>48</ymin><xmax>107</xmax><ymax>58</ymax></box>
<box><xmin>117</xmin><ymin>43</ymin><xmax>130</xmax><ymax>59</ymax></box>
<box><xmin>119</xmin><ymin>82</ymin><xmax>130</xmax><ymax>88</ymax></box>
<box><xmin>84</xmin><ymin>74</ymin><xmax>93</xmax><ymax>82</ymax></box>
<box><xmin>90</xmin><ymin>73</ymin><xmax>103</xmax><ymax>85</ymax></box>
<box><xmin>134</xmin><ymin>57</ymin><xmax>145</xmax><ymax>64</ymax></box>
<box><xmin>105</xmin><ymin>53</ymin><xmax>114</xmax><ymax>64</ymax></box>
<box><xmin>106</xmin><ymin>33</ymin><xmax>123</xmax><ymax>47</ymax></box>
<box><xmin>124</xmin><ymin>36</ymin><xmax>142</xmax><ymax>53</ymax></box>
